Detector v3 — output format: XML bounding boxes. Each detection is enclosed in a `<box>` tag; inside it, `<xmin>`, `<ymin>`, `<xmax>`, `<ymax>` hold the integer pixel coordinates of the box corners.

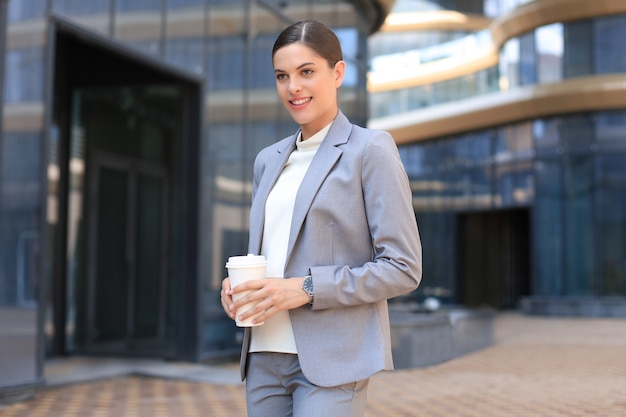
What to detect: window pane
<box><xmin>499</xmin><ymin>38</ymin><xmax>520</xmax><ymax>90</ymax></box>
<box><xmin>533</xmin><ymin>117</ymin><xmax>561</xmax><ymax>156</ymax></box>
<box><xmin>5</xmin><ymin>48</ymin><xmax>45</xmax><ymax>103</ymax></box>
<box><xmin>594</xmin><ymin>15</ymin><xmax>626</xmax><ymax>74</ymax></box>
<box><xmin>595</xmin><ymin>154</ymin><xmax>626</xmax><ymax>295</ymax></box>
<box><xmin>115</xmin><ymin>0</ymin><xmax>162</xmax><ymax>56</ymax></box>
<box><xmin>0</xmin><ymin>132</ymin><xmax>42</xmax><ymax>306</ymax></box>
<box><xmin>563</xmin><ymin>155</ymin><xmax>593</xmax><ymax>295</ymax></box>
<box><xmin>563</xmin><ymin>20</ymin><xmax>592</xmax><ymax>78</ymax></box>
<box><xmin>519</xmin><ymin>32</ymin><xmax>536</xmax><ymax>86</ymax></box>
<box><xmin>52</xmin><ymin>0</ymin><xmax>110</xmax><ymax>15</ymax></box>
<box><xmin>595</xmin><ymin>111</ymin><xmax>626</xmax><ymax>151</ymax></box>
<box><xmin>533</xmin><ymin>158</ymin><xmax>563</xmax><ymax>295</ymax></box>
<box><xmin>536</xmin><ymin>23</ymin><xmax>563</xmax><ymax>83</ymax></box>
<box><xmin>8</xmin><ymin>0</ymin><xmax>47</xmax><ymax>21</ymax></box>
<box><xmin>560</xmin><ymin>114</ymin><xmax>594</xmax><ymax>153</ymax></box>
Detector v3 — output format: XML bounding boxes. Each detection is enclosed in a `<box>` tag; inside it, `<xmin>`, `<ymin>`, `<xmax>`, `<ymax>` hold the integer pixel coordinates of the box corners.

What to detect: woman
<box><xmin>221</xmin><ymin>20</ymin><xmax>422</xmax><ymax>417</ymax></box>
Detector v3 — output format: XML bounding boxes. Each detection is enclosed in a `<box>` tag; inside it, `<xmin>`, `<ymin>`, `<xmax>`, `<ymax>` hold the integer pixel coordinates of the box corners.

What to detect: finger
<box><xmin>223</xmin><ymin>278</ymin><xmax>234</xmax><ymax>295</ymax></box>
<box><xmin>220</xmin><ymin>289</ymin><xmax>236</xmax><ymax>319</ymax></box>
<box><xmin>231</xmin><ymin>278</ymin><xmax>267</xmax><ymax>294</ymax></box>
<box><xmin>250</xmin><ymin>305</ymin><xmax>275</xmax><ymax>324</ymax></box>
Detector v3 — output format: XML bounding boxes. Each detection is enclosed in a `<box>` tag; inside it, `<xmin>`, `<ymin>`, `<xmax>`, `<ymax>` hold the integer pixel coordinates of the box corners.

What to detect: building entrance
<box><xmin>74</xmin><ymin>84</ymin><xmax>174</xmax><ymax>355</ymax></box>
<box><xmin>47</xmin><ymin>20</ymin><xmax>201</xmax><ymax>360</ymax></box>
<box><xmin>456</xmin><ymin>209</ymin><xmax>531</xmax><ymax>309</ymax></box>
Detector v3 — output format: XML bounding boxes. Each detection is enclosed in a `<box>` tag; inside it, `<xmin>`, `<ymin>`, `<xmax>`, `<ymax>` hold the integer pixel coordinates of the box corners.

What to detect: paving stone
<box><xmin>1</xmin><ymin>313</ymin><xmax>625</xmax><ymax>417</ymax></box>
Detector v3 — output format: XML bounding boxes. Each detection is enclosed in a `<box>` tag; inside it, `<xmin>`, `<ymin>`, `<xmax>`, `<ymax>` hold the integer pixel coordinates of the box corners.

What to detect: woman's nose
<box><xmin>289</xmin><ymin>80</ymin><xmax>302</xmax><ymax>94</ymax></box>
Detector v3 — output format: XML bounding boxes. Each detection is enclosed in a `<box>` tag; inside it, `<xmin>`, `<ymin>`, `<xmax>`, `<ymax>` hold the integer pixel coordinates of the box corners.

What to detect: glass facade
<box><xmin>368</xmin><ymin>0</ymin><xmax>499</xmax><ymax>118</ymax></box>
<box><xmin>401</xmin><ymin>111</ymin><xmax>626</xmax><ymax>301</ymax></box>
<box><xmin>387</xmin><ymin>3</ymin><xmax>626</xmax><ymax>307</ymax></box>
<box><xmin>500</xmin><ymin>15</ymin><xmax>626</xmax><ymax>90</ymax></box>
<box><xmin>0</xmin><ymin>0</ymin><xmax>377</xmax><ymax>399</ymax></box>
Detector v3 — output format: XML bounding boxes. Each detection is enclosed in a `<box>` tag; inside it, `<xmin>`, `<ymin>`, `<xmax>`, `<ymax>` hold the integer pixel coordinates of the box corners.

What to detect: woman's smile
<box><xmin>290</xmin><ymin>97</ymin><xmax>312</xmax><ymax>107</ymax></box>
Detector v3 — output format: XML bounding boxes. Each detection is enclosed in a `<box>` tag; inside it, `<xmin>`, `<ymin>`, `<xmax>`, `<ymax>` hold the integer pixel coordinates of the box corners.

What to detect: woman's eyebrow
<box><xmin>274</xmin><ymin>62</ymin><xmax>316</xmax><ymax>73</ymax></box>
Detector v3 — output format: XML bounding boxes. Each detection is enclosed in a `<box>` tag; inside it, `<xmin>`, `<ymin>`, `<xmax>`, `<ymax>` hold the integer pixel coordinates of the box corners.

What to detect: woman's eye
<box><xmin>302</xmin><ymin>69</ymin><xmax>313</xmax><ymax>76</ymax></box>
<box><xmin>276</xmin><ymin>74</ymin><xmax>286</xmax><ymax>80</ymax></box>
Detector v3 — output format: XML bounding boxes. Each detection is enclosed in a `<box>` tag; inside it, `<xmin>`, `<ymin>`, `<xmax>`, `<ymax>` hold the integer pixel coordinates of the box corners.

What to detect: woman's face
<box><xmin>273</xmin><ymin>42</ymin><xmax>345</xmax><ymax>140</ymax></box>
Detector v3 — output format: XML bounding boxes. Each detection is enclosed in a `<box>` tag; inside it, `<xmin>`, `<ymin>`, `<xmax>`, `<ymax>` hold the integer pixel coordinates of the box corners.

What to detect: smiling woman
<box><xmin>220</xmin><ymin>20</ymin><xmax>422</xmax><ymax>417</ymax></box>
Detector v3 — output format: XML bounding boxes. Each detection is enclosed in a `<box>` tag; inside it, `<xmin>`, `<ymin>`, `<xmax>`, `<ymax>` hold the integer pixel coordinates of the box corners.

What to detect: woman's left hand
<box><xmin>230</xmin><ymin>277</ymin><xmax>310</xmax><ymax>324</ymax></box>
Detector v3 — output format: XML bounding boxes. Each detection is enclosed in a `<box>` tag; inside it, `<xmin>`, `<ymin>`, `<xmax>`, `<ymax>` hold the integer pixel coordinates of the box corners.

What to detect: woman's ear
<box><xmin>334</xmin><ymin>60</ymin><xmax>346</xmax><ymax>88</ymax></box>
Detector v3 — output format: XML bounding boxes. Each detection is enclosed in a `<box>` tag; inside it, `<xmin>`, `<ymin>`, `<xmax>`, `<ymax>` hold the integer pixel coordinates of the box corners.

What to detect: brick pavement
<box><xmin>1</xmin><ymin>313</ymin><xmax>626</xmax><ymax>417</ymax></box>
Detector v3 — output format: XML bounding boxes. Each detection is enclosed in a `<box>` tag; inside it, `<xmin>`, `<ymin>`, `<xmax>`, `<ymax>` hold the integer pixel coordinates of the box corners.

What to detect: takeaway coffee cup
<box><xmin>225</xmin><ymin>254</ymin><xmax>267</xmax><ymax>327</ymax></box>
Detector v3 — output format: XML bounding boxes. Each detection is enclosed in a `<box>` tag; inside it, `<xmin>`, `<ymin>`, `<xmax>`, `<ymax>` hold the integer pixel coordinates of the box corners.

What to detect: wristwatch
<box><xmin>301</xmin><ymin>275</ymin><xmax>314</xmax><ymax>304</ymax></box>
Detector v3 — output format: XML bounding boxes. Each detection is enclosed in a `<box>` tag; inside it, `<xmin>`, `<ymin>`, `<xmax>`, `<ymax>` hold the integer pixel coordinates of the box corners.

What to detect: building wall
<box><xmin>0</xmin><ymin>0</ymin><xmax>382</xmax><ymax>401</ymax></box>
<box><xmin>368</xmin><ymin>0</ymin><xmax>626</xmax><ymax>307</ymax></box>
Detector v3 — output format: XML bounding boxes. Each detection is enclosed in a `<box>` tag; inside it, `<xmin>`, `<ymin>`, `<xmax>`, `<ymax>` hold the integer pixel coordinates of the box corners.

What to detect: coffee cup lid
<box><xmin>225</xmin><ymin>254</ymin><xmax>266</xmax><ymax>268</ymax></box>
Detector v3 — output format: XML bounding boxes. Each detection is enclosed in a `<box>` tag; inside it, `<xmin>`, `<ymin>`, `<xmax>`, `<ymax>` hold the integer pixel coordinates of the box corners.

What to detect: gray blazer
<box><xmin>241</xmin><ymin>111</ymin><xmax>422</xmax><ymax>387</ymax></box>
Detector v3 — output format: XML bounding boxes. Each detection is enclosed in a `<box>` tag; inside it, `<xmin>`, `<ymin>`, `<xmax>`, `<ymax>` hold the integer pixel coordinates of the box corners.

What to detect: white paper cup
<box><xmin>225</xmin><ymin>254</ymin><xmax>267</xmax><ymax>327</ymax></box>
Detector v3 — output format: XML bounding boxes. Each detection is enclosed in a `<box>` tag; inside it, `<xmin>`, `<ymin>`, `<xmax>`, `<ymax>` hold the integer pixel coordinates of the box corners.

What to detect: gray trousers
<box><xmin>246</xmin><ymin>352</ymin><xmax>369</xmax><ymax>417</ymax></box>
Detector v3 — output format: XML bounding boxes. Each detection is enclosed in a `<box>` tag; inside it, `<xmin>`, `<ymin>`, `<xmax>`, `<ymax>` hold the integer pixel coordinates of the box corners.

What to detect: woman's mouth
<box><xmin>290</xmin><ymin>97</ymin><xmax>311</xmax><ymax>106</ymax></box>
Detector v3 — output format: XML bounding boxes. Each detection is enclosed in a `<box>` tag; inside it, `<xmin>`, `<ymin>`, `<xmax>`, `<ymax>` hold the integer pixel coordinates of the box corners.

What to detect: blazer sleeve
<box><xmin>310</xmin><ymin>130</ymin><xmax>422</xmax><ymax>309</ymax></box>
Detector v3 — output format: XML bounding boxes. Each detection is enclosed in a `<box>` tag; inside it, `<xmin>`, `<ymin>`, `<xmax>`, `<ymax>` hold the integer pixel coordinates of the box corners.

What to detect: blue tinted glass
<box><xmin>335</xmin><ymin>28</ymin><xmax>359</xmax><ymax>87</ymax></box>
<box><xmin>168</xmin><ymin>0</ymin><xmax>203</xmax><ymax>8</ymax></box>
<box><xmin>52</xmin><ymin>0</ymin><xmax>110</xmax><ymax>14</ymax></box>
<box><xmin>563</xmin><ymin>20</ymin><xmax>592</xmax><ymax>78</ymax></box>
<box><xmin>595</xmin><ymin>153</ymin><xmax>626</xmax><ymax>295</ymax></box>
<box><xmin>248</xmin><ymin>33</ymin><xmax>277</xmax><ymax>89</ymax></box>
<box><xmin>519</xmin><ymin>32</ymin><xmax>536</xmax><ymax>86</ymax></box>
<box><xmin>208</xmin><ymin>37</ymin><xmax>244</xmax><ymax>90</ymax></box>
<box><xmin>595</xmin><ymin>111</ymin><xmax>626</xmax><ymax>151</ymax></box>
<box><xmin>560</xmin><ymin>114</ymin><xmax>594</xmax><ymax>153</ymax></box>
<box><xmin>535</xmin><ymin>23</ymin><xmax>563</xmax><ymax>83</ymax></box>
<box><xmin>116</xmin><ymin>0</ymin><xmax>160</xmax><ymax>12</ymax></box>
<box><xmin>8</xmin><ymin>0</ymin><xmax>47</xmax><ymax>21</ymax></box>
<box><xmin>533</xmin><ymin>118</ymin><xmax>561</xmax><ymax>153</ymax></box>
<box><xmin>563</xmin><ymin>155</ymin><xmax>593</xmax><ymax>295</ymax></box>
<box><xmin>166</xmin><ymin>37</ymin><xmax>204</xmax><ymax>75</ymax></box>
<box><xmin>594</xmin><ymin>15</ymin><xmax>626</xmax><ymax>74</ymax></box>
<box><xmin>499</xmin><ymin>38</ymin><xmax>520</xmax><ymax>89</ymax></box>
<box><xmin>533</xmin><ymin>158</ymin><xmax>564</xmax><ymax>295</ymax></box>
<box><xmin>5</xmin><ymin>48</ymin><xmax>45</xmax><ymax>102</ymax></box>
<box><xmin>0</xmin><ymin>131</ymin><xmax>42</xmax><ymax>304</ymax></box>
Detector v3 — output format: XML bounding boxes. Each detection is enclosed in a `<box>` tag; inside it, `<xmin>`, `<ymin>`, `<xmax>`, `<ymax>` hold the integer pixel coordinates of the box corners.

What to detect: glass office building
<box><xmin>369</xmin><ymin>0</ymin><xmax>626</xmax><ymax>311</ymax></box>
<box><xmin>0</xmin><ymin>0</ymin><xmax>392</xmax><ymax>403</ymax></box>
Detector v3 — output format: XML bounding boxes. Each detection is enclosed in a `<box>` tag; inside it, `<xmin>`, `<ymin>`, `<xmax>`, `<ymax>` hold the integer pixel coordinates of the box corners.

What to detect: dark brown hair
<box><xmin>272</xmin><ymin>20</ymin><xmax>343</xmax><ymax>68</ymax></box>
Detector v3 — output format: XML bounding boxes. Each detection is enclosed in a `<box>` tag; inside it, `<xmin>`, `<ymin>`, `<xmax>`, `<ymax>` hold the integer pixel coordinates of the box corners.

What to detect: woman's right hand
<box><xmin>220</xmin><ymin>278</ymin><xmax>236</xmax><ymax>320</ymax></box>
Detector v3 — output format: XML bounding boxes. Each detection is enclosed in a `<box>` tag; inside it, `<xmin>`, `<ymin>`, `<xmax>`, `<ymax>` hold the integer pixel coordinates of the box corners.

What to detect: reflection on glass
<box><xmin>499</xmin><ymin>38</ymin><xmax>519</xmax><ymax>90</ymax></box>
<box><xmin>164</xmin><ymin>1</ymin><xmax>205</xmax><ymax>74</ymax></box>
<box><xmin>536</xmin><ymin>23</ymin><xmax>563</xmax><ymax>83</ymax></box>
<box><xmin>595</xmin><ymin>154</ymin><xmax>626</xmax><ymax>295</ymax></box>
<box><xmin>115</xmin><ymin>0</ymin><xmax>163</xmax><ymax>56</ymax></box>
<box><xmin>593</xmin><ymin>15</ymin><xmax>626</xmax><ymax>74</ymax></box>
<box><xmin>8</xmin><ymin>0</ymin><xmax>47</xmax><ymax>21</ymax></box>
<box><xmin>5</xmin><ymin>48</ymin><xmax>45</xmax><ymax>103</ymax></box>
<box><xmin>563</xmin><ymin>20</ymin><xmax>592</xmax><ymax>78</ymax></box>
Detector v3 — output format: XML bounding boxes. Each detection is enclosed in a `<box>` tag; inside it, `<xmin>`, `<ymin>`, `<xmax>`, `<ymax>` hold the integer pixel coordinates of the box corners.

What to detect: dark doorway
<box><xmin>456</xmin><ymin>209</ymin><xmax>531</xmax><ymax>309</ymax></box>
<box><xmin>47</xmin><ymin>18</ymin><xmax>201</xmax><ymax>360</ymax></box>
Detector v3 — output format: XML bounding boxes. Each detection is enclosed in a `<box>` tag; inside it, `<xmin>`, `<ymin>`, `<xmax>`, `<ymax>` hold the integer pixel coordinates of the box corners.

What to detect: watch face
<box><xmin>303</xmin><ymin>276</ymin><xmax>314</xmax><ymax>294</ymax></box>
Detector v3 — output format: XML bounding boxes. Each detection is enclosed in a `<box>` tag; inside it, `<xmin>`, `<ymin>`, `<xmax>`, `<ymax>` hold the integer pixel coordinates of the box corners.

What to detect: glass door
<box><xmin>64</xmin><ymin>85</ymin><xmax>180</xmax><ymax>357</ymax></box>
<box><xmin>88</xmin><ymin>154</ymin><xmax>169</xmax><ymax>354</ymax></box>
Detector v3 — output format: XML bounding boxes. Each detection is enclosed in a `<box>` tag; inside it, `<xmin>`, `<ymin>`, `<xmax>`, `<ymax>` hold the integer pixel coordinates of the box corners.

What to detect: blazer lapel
<box><xmin>248</xmin><ymin>134</ymin><xmax>297</xmax><ymax>255</ymax></box>
<box><xmin>285</xmin><ymin>112</ymin><xmax>353</xmax><ymax>264</ymax></box>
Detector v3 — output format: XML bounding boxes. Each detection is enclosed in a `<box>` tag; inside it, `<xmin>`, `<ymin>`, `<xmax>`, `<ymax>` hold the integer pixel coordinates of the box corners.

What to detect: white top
<box><xmin>249</xmin><ymin>122</ymin><xmax>331</xmax><ymax>353</ymax></box>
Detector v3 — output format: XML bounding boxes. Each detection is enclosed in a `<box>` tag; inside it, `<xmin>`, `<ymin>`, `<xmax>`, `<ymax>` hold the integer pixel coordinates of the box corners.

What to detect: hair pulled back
<box><xmin>272</xmin><ymin>20</ymin><xmax>343</xmax><ymax>68</ymax></box>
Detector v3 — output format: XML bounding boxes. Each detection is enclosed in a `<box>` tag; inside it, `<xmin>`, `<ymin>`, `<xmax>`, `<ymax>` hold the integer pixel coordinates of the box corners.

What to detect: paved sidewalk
<box><xmin>1</xmin><ymin>313</ymin><xmax>626</xmax><ymax>416</ymax></box>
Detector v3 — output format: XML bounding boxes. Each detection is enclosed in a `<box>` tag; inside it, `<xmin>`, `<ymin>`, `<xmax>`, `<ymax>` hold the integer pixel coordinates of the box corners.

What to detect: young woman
<box><xmin>221</xmin><ymin>20</ymin><xmax>422</xmax><ymax>417</ymax></box>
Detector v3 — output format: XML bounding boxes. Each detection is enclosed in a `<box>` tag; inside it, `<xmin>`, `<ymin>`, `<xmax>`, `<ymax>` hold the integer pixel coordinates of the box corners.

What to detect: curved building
<box><xmin>0</xmin><ymin>0</ymin><xmax>391</xmax><ymax>403</ymax></box>
<box><xmin>368</xmin><ymin>0</ymin><xmax>626</xmax><ymax>313</ymax></box>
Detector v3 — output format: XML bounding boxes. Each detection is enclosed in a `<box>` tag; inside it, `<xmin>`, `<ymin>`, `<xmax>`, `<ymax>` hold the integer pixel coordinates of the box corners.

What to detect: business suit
<box><xmin>241</xmin><ymin>111</ymin><xmax>422</xmax><ymax>388</ymax></box>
